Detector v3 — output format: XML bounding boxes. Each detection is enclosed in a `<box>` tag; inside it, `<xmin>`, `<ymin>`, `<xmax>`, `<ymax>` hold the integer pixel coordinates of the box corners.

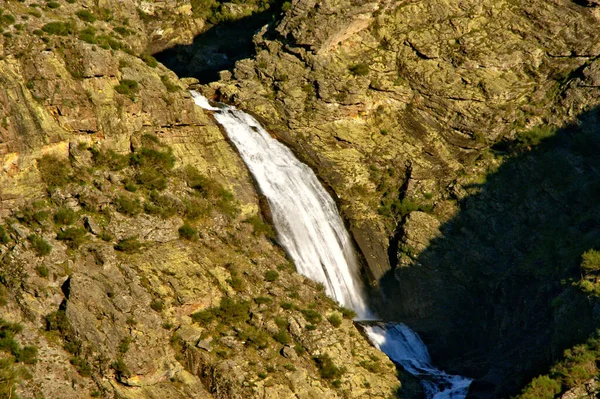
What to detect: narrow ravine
<box><xmin>192</xmin><ymin>91</ymin><xmax>472</xmax><ymax>398</ymax></box>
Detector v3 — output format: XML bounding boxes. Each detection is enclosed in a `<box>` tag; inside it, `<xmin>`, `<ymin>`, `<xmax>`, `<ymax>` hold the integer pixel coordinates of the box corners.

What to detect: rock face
<box><xmin>0</xmin><ymin>2</ymin><xmax>398</xmax><ymax>398</ymax></box>
<box><xmin>206</xmin><ymin>0</ymin><xmax>600</xmax><ymax>282</ymax></box>
<box><xmin>179</xmin><ymin>0</ymin><xmax>600</xmax><ymax>396</ymax></box>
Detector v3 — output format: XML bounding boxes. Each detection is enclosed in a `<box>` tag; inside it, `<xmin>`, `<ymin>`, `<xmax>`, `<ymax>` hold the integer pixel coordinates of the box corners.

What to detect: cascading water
<box><xmin>192</xmin><ymin>91</ymin><xmax>472</xmax><ymax>398</ymax></box>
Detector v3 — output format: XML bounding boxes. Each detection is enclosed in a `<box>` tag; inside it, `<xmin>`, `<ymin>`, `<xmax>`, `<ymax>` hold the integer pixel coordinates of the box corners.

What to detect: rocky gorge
<box><xmin>1</xmin><ymin>0</ymin><xmax>600</xmax><ymax>398</ymax></box>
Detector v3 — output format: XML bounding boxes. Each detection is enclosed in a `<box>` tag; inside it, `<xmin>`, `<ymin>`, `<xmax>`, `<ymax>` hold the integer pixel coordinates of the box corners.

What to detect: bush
<box><xmin>111</xmin><ymin>357</ymin><xmax>130</xmax><ymax>380</ymax></box>
<box><xmin>244</xmin><ymin>215</ymin><xmax>275</xmax><ymax>238</ymax></box>
<box><xmin>314</xmin><ymin>354</ymin><xmax>345</xmax><ymax>380</ymax></box>
<box><xmin>15</xmin><ymin>346</ymin><xmax>38</xmax><ymax>365</ymax></box>
<box><xmin>46</xmin><ymin>1</ymin><xmax>60</xmax><ymax>9</ymax></box>
<box><xmin>340</xmin><ymin>307</ymin><xmax>356</xmax><ymax>319</ymax></box>
<box><xmin>76</xmin><ymin>9</ymin><xmax>97</xmax><ymax>23</ymax></box>
<box><xmin>0</xmin><ymin>226</ymin><xmax>9</xmax><ymax>244</ymax></box>
<box><xmin>327</xmin><ymin>314</ymin><xmax>342</xmax><ymax>328</ymax></box>
<box><xmin>273</xmin><ymin>329</ymin><xmax>290</xmax><ymax>345</ymax></box>
<box><xmin>254</xmin><ymin>296</ymin><xmax>272</xmax><ymax>305</ymax></box>
<box><xmin>217</xmin><ymin>297</ymin><xmax>250</xmax><ymax>324</ymax></box>
<box><xmin>37</xmin><ymin>155</ymin><xmax>72</xmax><ymax>188</ymax></box>
<box><xmin>56</xmin><ymin>227</ymin><xmax>87</xmax><ymax>249</ymax></box>
<box><xmin>35</xmin><ymin>264</ymin><xmax>49</xmax><ymax>278</ymax></box>
<box><xmin>519</xmin><ymin>375</ymin><xmax>561</xmax><ymax>399</ymax></box>
<box><xmin>581</xmin><ymin>250</ymin><xmax>600</xmax><ymax>274</ymax></box>
<box><xmin>90</xmin><ymin>148</ymin><xmax>129</xmax><ymax>171</ymax></box>
<box><xmin>264</xmin><ymin>270</ymin><xmax>279</xmax><ymax>282</ymax></box>
<box><xmin>28</xmin><ymin>234</ymin><xmax>52</xmax><ymax>257</ymax></box>
<box><xmin>184</xmin><ymin>198</ymin><xmax>211</xmax><ymax>220</ymax></box>
<box><xmin>161</xmin><ymin>75</ymin><xmax>179</xmax><ymax>92</ymax></box>
<box><xmin>348</xmin><ymin>63</ymin><xmax>369</xmax><ymax>76</ymax></box>
<box><xmin>136</xmin><ymin>167</ymin><xmax>167</xmax><ymax>190</ymax></box>
<box><xmin>114</xmin><ymin>195</ymin><xmax>142</xmax><ymax>216</ymax></box>
<box><xmin>301</xmin><ymin>309</ymin><xmax>322</xmax><ymax>324</ymax></box>
<box><xmin>54</xmin><ymin>207</ymin><xmax>77</xmax><ymax>225</ymax></box>
<box><xmin>114</xmin><ymin>237</ymin><xmax>142</xmax><ymax>253</ymax></box>
<box><xmin>141</xmin><ymin>53</ymin><xmax>158</xmax><ymax>67</ymax></box>
<box><xmin>70</xmin><ymin>356</ymin><xmax>92</xmax><ymax>377</ymax></box>
<box><xmin>145</xmin><ymin>191</ymin><xmax>183</xmax><ymax>218</ymax></box>
<box><xmin>114</xmin><ymin>79</ymin><xmax>139</xmax><ymax>97</ymax></box>
<box><xmin>41</xmin><ymin>21</ymin><xmax>74</xmax><ymax>36</ymax></box>
<box><xmin>150</xmin><ymin>299</ymin><xmax>164</xmax><ymax>312</ymax></box>
<box><xmin>242</xmin><ymin>328</ymin><xmax>270</xmax><ymax>349</ymax></box>
<box><xmin>191</xmin><ymin>309</ymin><xmax>215</xmax><ymax>324</ymax></box>
<box><xmin>178</xmin><ymin>223</ymin><xmax>197</xmax><ymax>240</ymax></box>
<box><xmin>132</xmin><ymin>147</ymin><xmax>175</xmax><ymax>170</ymax></box>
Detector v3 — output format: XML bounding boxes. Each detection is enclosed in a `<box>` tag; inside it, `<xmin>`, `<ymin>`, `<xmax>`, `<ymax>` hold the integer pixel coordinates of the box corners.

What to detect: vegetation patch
<box><xmin>28</xmin><ymin>234</ymin><xmax>52</xmax><ymax>257</ymax></box>
<box><xmin>37</xmin><ymin>155</ymin><xmax>72</xmax><ymax>188</ymax></box>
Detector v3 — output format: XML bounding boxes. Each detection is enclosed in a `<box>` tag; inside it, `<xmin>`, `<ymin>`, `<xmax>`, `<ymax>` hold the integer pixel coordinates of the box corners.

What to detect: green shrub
<box><xmin>54</xmin><ymin>207</ymin><xmax>77</xmax><ymax>225</ymax></box>
<box><xmin>254</xmin><ymin>296</ymin><xmax>272</xmax><ymax>305</ymax></box>
<box><xmin>301</xmin><ymin>309</ymin><xmax>322</xmax><ymax>324</ymax></box>
<box><xmin>76</xmin><ymin>9</ymin><xmax>97</xmax><ymax>23</ymax></box>
<box><xmin>244</xmin><ymin>215</ymin><xmax>275</xmax><ymax>238</ymax></box>
<box><xmin>114</xmin><ymin>237</ymin><xmax>142</xmax><ymax>253</ymax></box>
<box><xmin>0</xmin><ymin>226</ymin><xmax>9</xmax><ymax>244</ymax></box>
<box><xmin>280</xmin><ymin>302</ymin><xmax>293</xmax><ymax>310</ymax></box>
<box><xmin>111</xmin><ymin>357</ymin><xmax>130</xmax><ymax>380</ymax></box>
<box><xmin>114</xmin><ymin>195</ymin><xmax>142</xmax><ymax>216</ymax></box>
<box><xmin>217</xmin><ymin>297</ymin><xmax>250</xmax><ymax>324</ymax></box>
<box><xmin>124</xmin><ymin>180</ymin><xmax>137</xmax><ymax>192</ymax></box>
<box><xmin>56</xmin><ymin>227</ymin><xmax>87</xmax><ymax>249</ymax></box>
<box><xmin>348</xmin><ymin>63</ymin><xmax>369</xmax><ymax>76</ymax></box>
<box><xmin>264</xmin><ymin>269</ymin><xmax>279</xmax><ymax>282</ymax></box>
<box><xmin>281</xmin><ymin>1</ymin><xmax>292</xmax><ymax>11</ymax></box>
<box><xmin>161</xmin><ymin>75</ymin><xmax>180</xmax><ymax>92</ymax></box>
<box><xmin>118</xmin><ymin>337</ymin><xmax>131</xmax><ymax>353</ymax></box>
<box><xmin>227</xmin><ymin>270</ymin><xmax>244</xmax><ymax>291</ymax></box>
<box><xmin>132</xmin><ymin>147</ymin><xmax>175</xmax><ymax>170</ymax></box>
<box><xmin>273</xmin><ymin>329</ymin><xmax>290</xmax><ymax>345</ymax></box>
<box><xmin>90</xmin><ymin>148</ymin><xmax>129</xmax><ymax>171</ymax></box>
<box><xmin>184</xmin><ymin>198</ymin><xmax>211</xmax><ymax>220</ymax></box>
<box><xmin>78</xmin><ymin>27</ymin><xmax>97</xmax><ymax>44</ymax></box>
<box><xmin>178</xmin><ymin>223</ymin><xmax>197</xmax><ymax>240</ymax></box>
<box><xmin>15</xmin><ymin>346</ymin><xmax>38</xmax><ymax>364</ymax></box>
<box><xmin>141</xmin><ymin>53</ymin><xmax>158</xmax><ymax>67</ymax></box>
<box><xmin>46</xmin><ymin>1</ymin><xmax>60</xmax><ymax>9</ymax></box>
<box><xmin>37</xmin><ymin>155</ymin><xmax>72</xmax><ymax>188</ymax></box>
<box><xmin>70</xmin><ymin>356</ymin><xmax>92</xmax><ymax>377</ymax></box>
<box><xmin>513</xmin><ymin>125</ymin><xmax>556</xmax><ymax>151</ymax></box>
<box><xmin>114</xmin><ymin>79</ymin><xmax>139</xmax><ymax>97</ymax></box>
<box><xmin>136</xmin><ymin>167</ymin><xmax>167</xmax><ymax>190</ymax></box>
<box><xmin>42</xmin><ymin>21</ymin><xmax>74</xmax><ymax>36</ymax></box>
<box><xmin>581</xmin><ymin>250</ymin><xmax>600</xmax><ymax>274</ymax></box>
<box><xmin>240</xmin><ymin>327</ymin><xmax>269</xmax><ymax>349</ymax></box>
<box><xmin>144</xmin><ymin>191</ymin><xmax>182</xmax><ymax>218</ymax></box>
<box><xmin>28</xmin><ymin>234</ymin><xmax>52</xmax><ymax>256</ymax></box>
<box><xmin>519</xmin><ymin>375</ymin><xmax>561</xmax><ymax>399</ymax></box>
<box><xmin>191</xmin><ymin>309</ymin><xmax>215</xmax><ymax>324</ymax></box>
<box><xmin>327</xmin><ymin>314</ymin><xmax>342</xmax><ymax>328</ymax></box>
<box><xmin>35</xmin><ymin>264</ymin><xmax>49</xmax><ymax>278</ymax></box>
<box><xmin>314</xmin><ymin>354</ymin><xmax>345</xmax><ymax>380</ymax></box>
<box><xmin>150</xmin><ymin>299</ymin><xmax>164</xmax><ymax>312</ymax></box>
<box><xmin>340</xmin><ymin>307</ymin><xmax>356</xmax><ymax>319</ymax></box>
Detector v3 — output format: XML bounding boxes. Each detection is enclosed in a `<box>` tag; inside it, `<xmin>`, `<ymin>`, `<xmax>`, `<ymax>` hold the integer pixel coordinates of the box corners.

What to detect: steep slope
<box><xmin>0</xmin><ymin>1</ymin><xmax>399</xmax><ymax>398</ymax></box>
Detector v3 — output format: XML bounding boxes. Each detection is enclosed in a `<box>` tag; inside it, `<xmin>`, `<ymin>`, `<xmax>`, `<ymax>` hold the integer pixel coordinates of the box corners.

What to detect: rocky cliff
<box><xmin>169</xmin><ymin>0</ymin><xmax>600</xmax><ymax>396</ymax></box>
<box><xmin>0</xmin><ymin>1</ymin><xmax>399</xmax><ymax>398</ymax></box>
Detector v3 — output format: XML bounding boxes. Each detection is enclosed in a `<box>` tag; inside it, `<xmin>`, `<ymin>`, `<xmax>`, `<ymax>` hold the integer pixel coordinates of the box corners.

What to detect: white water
<box><xmin>192</xmin><ymin>91</ymin><xmax>472</xmax><ymax>398</ymax></box>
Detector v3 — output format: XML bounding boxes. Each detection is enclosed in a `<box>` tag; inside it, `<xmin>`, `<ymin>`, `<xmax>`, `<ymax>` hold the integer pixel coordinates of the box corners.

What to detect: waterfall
<box><xmin>192</xmin><ymin>91</ymin><xmax>472</xmax><ymax>398</ymax></box>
